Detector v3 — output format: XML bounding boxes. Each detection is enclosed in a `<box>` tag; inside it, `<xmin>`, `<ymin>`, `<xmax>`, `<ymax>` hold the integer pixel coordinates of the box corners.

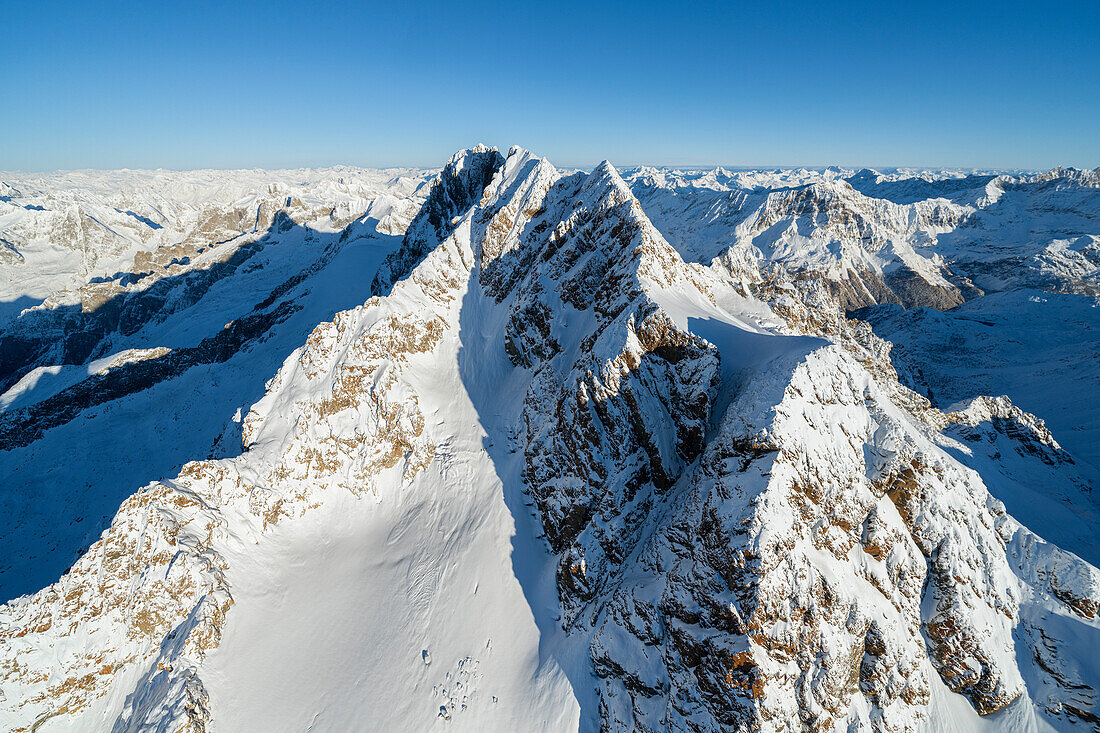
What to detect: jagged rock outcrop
<box><xmin>371</xmin><ymin>144</ymin><xmax>505</xmax><ymax>296</ymax></box>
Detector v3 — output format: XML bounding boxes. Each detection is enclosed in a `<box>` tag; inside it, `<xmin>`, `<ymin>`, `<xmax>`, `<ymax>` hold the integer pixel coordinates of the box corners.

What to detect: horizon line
<box><xmin>3</xmin><ymin>160</ymin><xmax>1088</xmax><ymax>176</ymax></box>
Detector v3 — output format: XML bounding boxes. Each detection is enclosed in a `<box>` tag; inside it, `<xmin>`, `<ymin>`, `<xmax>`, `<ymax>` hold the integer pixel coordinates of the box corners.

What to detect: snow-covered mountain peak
<box><xmin>1</xmin><ymin>147</ymin><xmax>1098</xmax><ymax>733</ymax></box>
<box><xmin>446</xmin><ymin>142</ymin><xmax>499</xmax><ymax>170</ymax></box>
<box><xmin>370</xmin><ymin>144</ymin><xmax>504</xmax><ymax>295</ymax></box>
<box><xmin>582</xmin><ymin>159</ymin><xmax>637</xmax><ymax>203</ymax></box>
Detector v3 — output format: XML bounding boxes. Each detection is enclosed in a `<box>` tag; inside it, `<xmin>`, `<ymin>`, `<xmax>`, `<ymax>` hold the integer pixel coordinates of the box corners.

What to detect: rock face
<box><xmin>371</xmin><ymin>144</ymin><xmax>506</xmax><ymax>296</ymax></box>
<box><xmin>1</xmin><ymin>150</ymin><xmax>1098</xmax><ymax>732</ymax></box>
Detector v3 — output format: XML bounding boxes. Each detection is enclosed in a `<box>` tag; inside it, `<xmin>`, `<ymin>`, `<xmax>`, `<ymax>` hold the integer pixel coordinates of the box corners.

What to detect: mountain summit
<box><xmin>1</xmin><ymin>148</ymin><xmax>1098</xmax><ymax>732</ymax></box>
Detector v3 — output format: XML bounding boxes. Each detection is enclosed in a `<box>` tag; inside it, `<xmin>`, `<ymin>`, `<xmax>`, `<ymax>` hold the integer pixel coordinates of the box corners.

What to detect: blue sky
<box><xmin>3</xmin><ymin>0</ymin><xmax>1098</xmax><ymax>170</ymax></box>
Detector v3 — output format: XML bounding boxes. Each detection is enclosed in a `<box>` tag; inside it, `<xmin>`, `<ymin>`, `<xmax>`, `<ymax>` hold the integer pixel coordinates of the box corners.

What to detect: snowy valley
<box><xmin>0</xmin><ymin>148</ymin><xmax>1098</xmax><ymax>732</ymax></box>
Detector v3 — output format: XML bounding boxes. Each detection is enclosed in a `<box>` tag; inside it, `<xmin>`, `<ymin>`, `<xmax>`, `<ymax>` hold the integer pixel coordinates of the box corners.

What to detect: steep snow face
<box><xmin>0</xmin><ymin>149</ymin><xmax>581</xmax><ymax>733</ymax></box>
<box><xmin>1</xmin><ymin>150</ymin><xmax>1098</xmax><ymax>733</ymax></box>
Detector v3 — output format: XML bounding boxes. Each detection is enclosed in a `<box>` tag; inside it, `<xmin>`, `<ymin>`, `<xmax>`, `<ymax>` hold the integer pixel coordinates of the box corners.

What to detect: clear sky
<box><xmin>3</xmin><ymin>0</ymin><xmax>1098</xmax><ymax>171</ymax></box>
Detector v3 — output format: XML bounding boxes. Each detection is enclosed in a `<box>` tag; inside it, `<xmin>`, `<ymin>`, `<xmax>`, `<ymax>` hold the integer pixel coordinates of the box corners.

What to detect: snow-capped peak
<box><xmin>1</xmin><ymin>147</ymin><xmax>1098</xmax><ymax>733</ymax></box>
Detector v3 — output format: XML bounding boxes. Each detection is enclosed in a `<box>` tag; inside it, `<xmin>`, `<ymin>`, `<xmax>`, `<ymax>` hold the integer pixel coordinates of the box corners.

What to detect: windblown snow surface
<box><xmin>0</xmin><ymin>150</ymin><xmax>1098</xmax><ymax>733</ymax></box>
